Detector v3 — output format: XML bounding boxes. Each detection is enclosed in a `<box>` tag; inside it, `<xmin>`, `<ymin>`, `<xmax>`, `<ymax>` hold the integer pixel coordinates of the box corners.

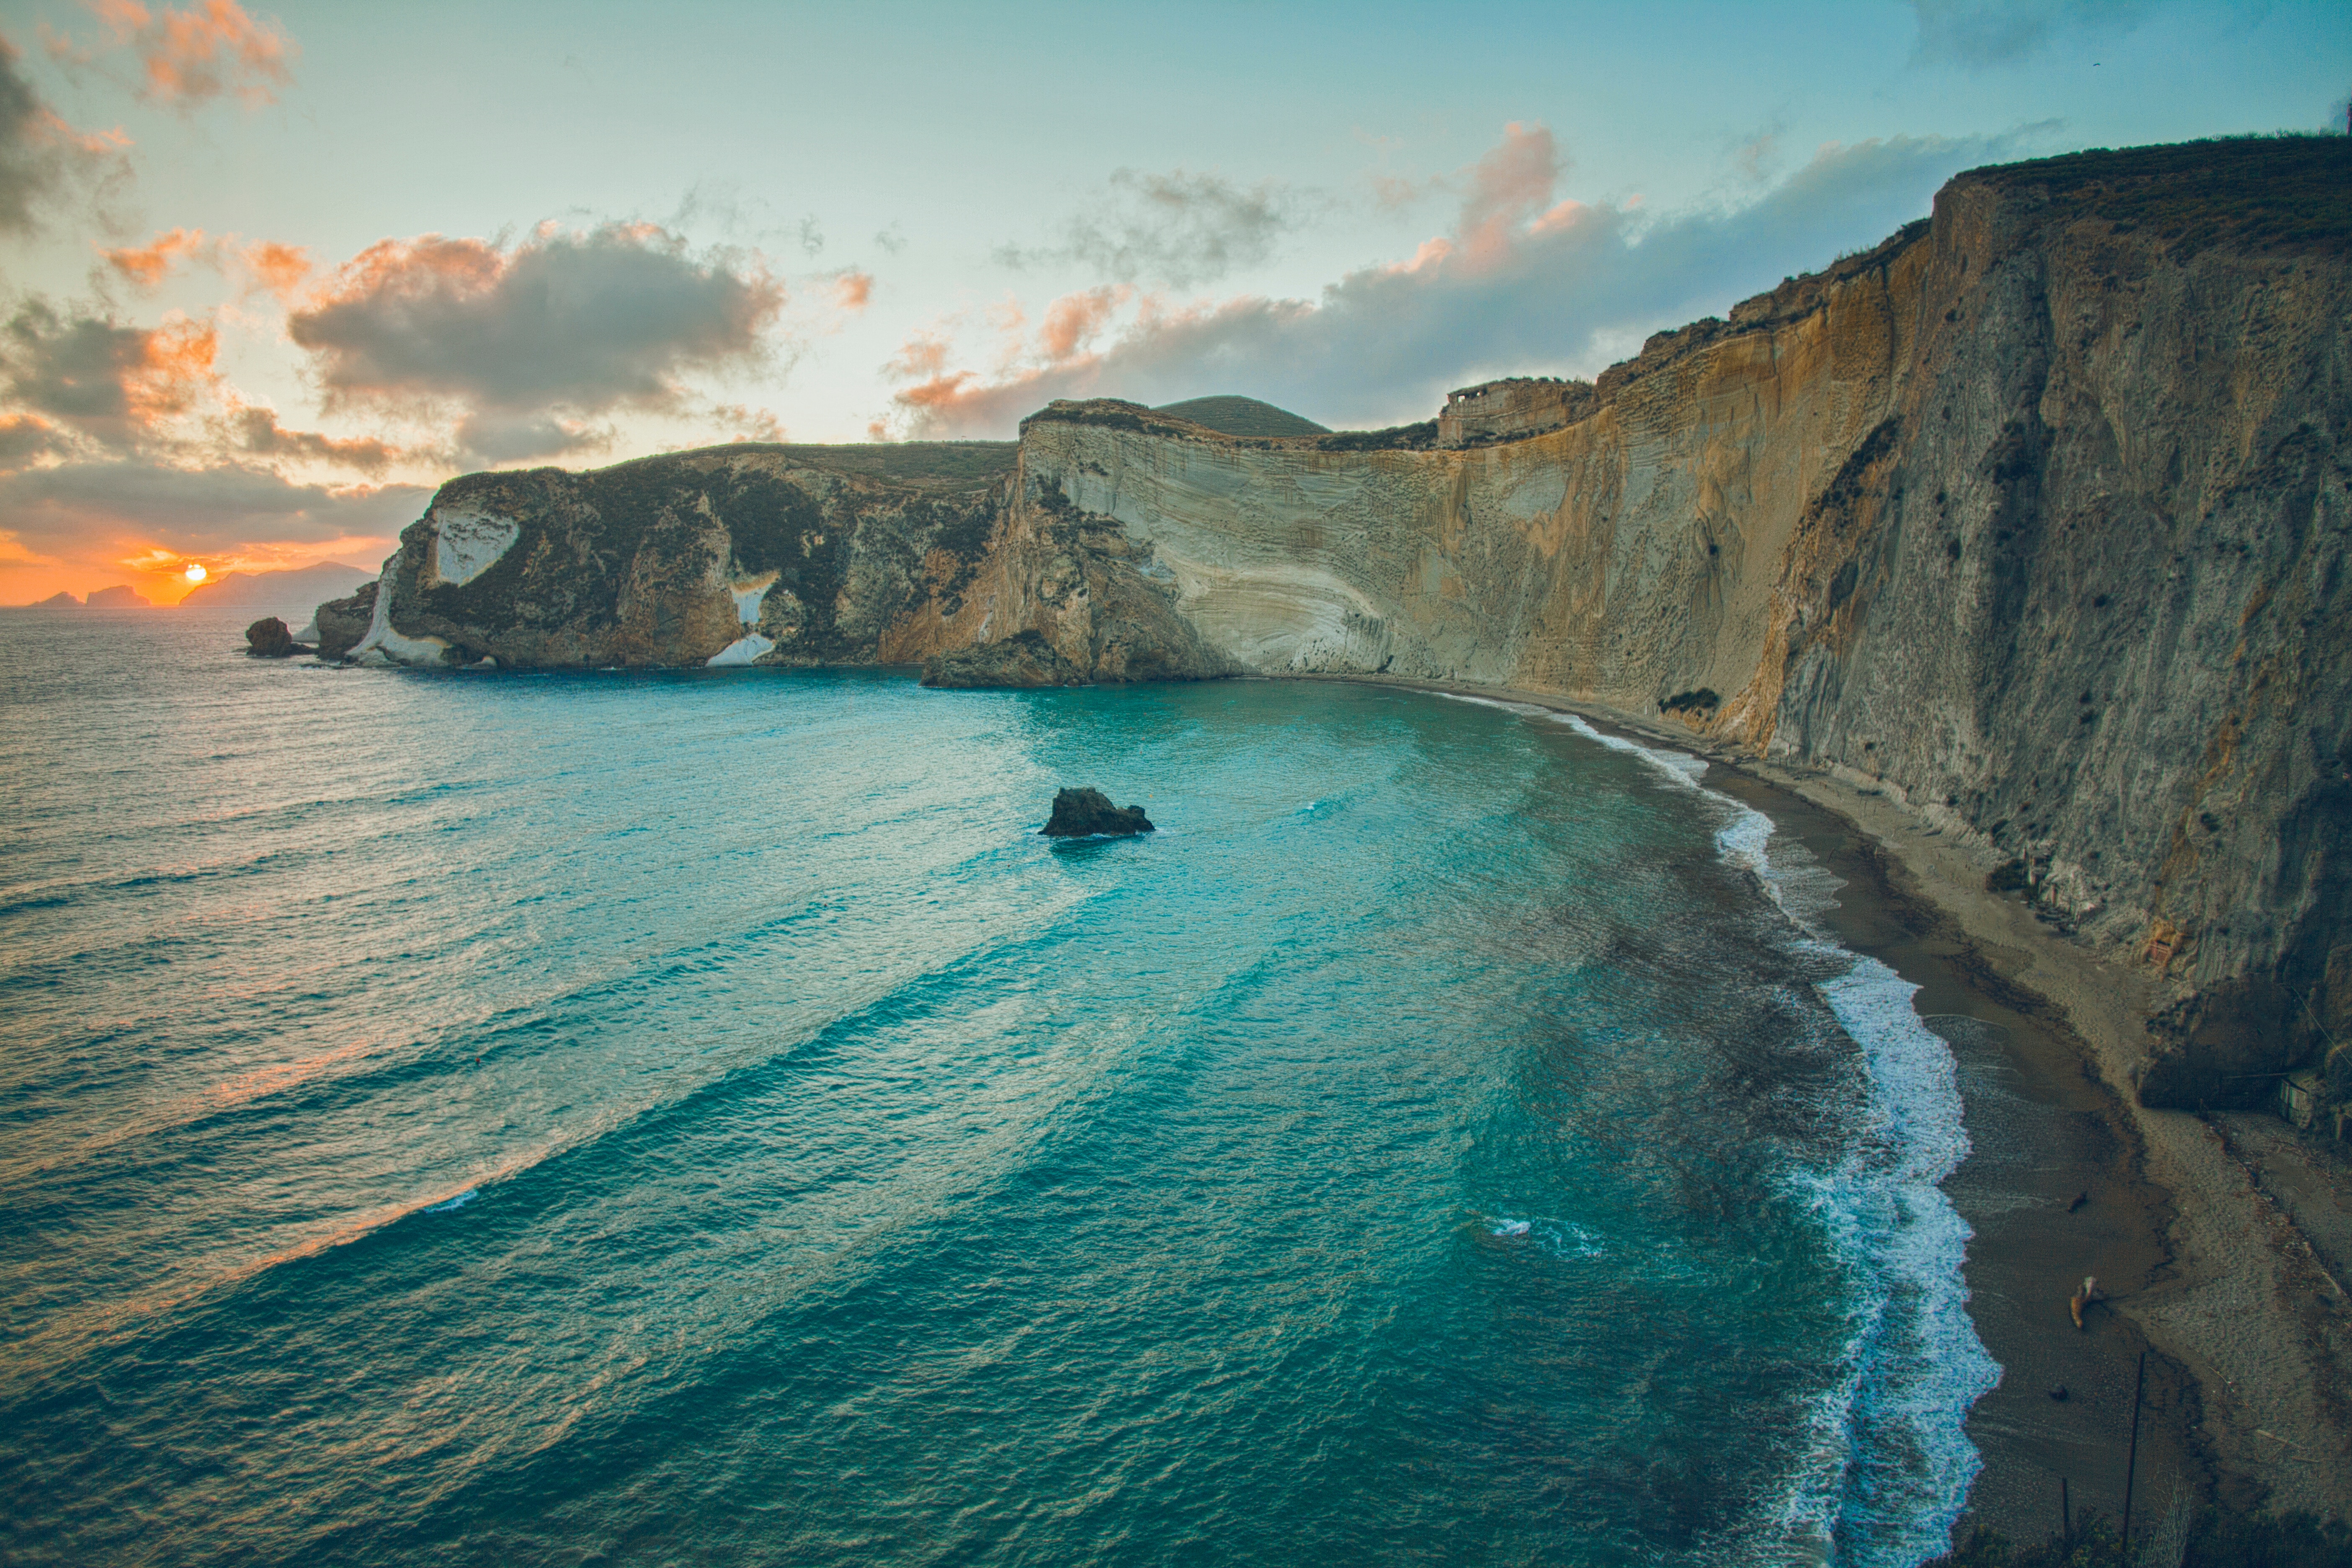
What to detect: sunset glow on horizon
<box><xmin>1</xmin><ymin>0</ymin><xmax>2345</xmax><ymax>606</ymax></box>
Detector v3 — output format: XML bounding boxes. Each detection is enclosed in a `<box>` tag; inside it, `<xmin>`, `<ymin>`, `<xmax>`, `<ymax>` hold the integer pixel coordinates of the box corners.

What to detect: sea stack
<box><xmin>1040</xmin><ymin>787</ymin><xmax>1154</xmax><ymax>838</ymax></box>
<box><xmin>244</xmin><ymin>617</ymin><xmax>311</xmax><ymax>657</ymax></box>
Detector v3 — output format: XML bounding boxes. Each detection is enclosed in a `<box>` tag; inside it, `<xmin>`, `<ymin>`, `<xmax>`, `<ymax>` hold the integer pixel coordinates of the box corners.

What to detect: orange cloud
<box><xmin>240</xmin><ymin>239</ymin><xmax>309</xmax><ymax>300</ymax></box>
<box><xmin>1038</xmin><ymin>286</ymin><xmax>1129</xmax><ymax>362</ymax></box>
<box><xmin>710</xmin><ymin>402</ymin><xmax>785</xmax><ymax>443</ymax></box>
<box><xmin>128</xmin><ymin>314</ymin><xmax>220</xmax><ymax>422</ymax></box>
<box><xmin>833</xmin><ymin>270</ymin><xmax>873</xmax><ymax>311</ymax></box>
<box><xmin>103</xmin><ymin>226</ymin><xmax>211</xmax><ymax>287</ymax></box>
<box><xmin>885</xmin><ymin>329</ymin><xmax>954</xmax><ymax>382</ymax></box>
<box><xmin>84</xmin><ymin>0</ymin><xmax>297</xmax><ymax>109</ymax></box>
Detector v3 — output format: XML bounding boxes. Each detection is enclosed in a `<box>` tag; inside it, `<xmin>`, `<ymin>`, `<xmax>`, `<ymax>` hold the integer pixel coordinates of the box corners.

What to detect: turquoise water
<box><xmin>0</xmin><ymin>611</ymin><xmax>1994</xmax><ymax>1565</ymax></box>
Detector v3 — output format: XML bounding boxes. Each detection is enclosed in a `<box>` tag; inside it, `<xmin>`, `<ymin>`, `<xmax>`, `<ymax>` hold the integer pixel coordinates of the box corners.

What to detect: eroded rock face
<box><xmin>317</xmin><ymin>142</ymin><xmax>2352</xmax><ymax>1096</ymax></box>
<box><xmin>332</xmin><ymin>446</ymin><xmax>1016</xmax><ymax>672</ymax></box>
<box><xmin>1040</xmin><ymin>787</ymin><xmax>1154</xmax><ymax>838</ymax></box>
<box><xmin>921</xmin><ymin>630</ymin><xmax>1083</xmax><ymax>688</ymax></box>
<box><xmin>314</xmin><ymin>581</ymin><xmax>377</xmax><ymax>661</ymax></box>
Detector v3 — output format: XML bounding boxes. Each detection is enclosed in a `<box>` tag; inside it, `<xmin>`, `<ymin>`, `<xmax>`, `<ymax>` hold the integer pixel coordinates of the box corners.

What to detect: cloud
<box><xmin>0</xmin><ymin>456</ymin><xmax>414</xmax><ymax>544</ymax></box>
<box><xmin>59</xmin><ymin>0</ymin><xmax>297</xmax><ymax>109</ymax></box>
<box><xmin>238</xmin><ymin>237</ymin><xmax>308</xmax><ymax>299</ymax></box>
<box><xmin>451</xmin><ymin>410</ymin><xmax>610</xmax><ymax>465</ymax></box>
<box><xmin>1907</xmin><ymin>0</ymin><xmax>2161</xmax><ymax>67</ymax></box>
<box><xmin>998</xmin><ymin>168</ymin><xmax>1305</xmax><ymax>289</ymax></box>
<box><xmin>0</xmin><ymin>34</ymin><xmax>131</xmax><ymax>237</ymax></box>
<box><xmin>886</xmin><ymin>122</ymin><xmax>2047</xmax><ymax>437</ymax></box>
<box><xmin>833</xmin><ymin>269</ymin><xmax>872</xmax><ymax>311</ymax></box>
<box><xmin>102</xmin><ymin>224</ymin><xmax>210</xmax><ymax>285</ymax></box>
<box><xmin>286</xmin><ymin>222</ymin><xmax>785</xmax><ymax>462</ymax></box>
<box><xmin>0</xmin><ymin>411</ymin><xmax>63</xmax><ymax>469</ymax></box>
<box><xmin>0</xmin><ymin>454</ymin><xmax>426</xmax><ymax>601</ymax></box>
<box><xmin>228</xmin><ymin>405</ymin><xmax>401</xmax><ymax>475</ymax></box>
<box><xmin>0</xmin><ymin>298</ymin><xmax>219</xmax><ymax>449</ymax></box>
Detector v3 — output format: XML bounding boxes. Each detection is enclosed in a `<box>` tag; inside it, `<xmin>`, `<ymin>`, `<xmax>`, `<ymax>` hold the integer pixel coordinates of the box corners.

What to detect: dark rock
<box><xmin>1985</xmin><ymin>859</ymin><xmax>2030</xmax><ymax>894</ymax></box>
<box><xmin>2048</xmin><ymin>1385</ymin><xmax>2069</xmax><ymax>1402</ymax></box>
<box><xmin>1040</xmin><ymin>786</ymin><xmax>1154</xmax><ymax>838</ymax></box>
<box><xmin>245</xmin><ymin>616</ymin><xmax>312</xmax><ymax>657</ymax></box>
<box><xmin>314</xmin><ymin>579</ymin><xmax>378</xmax><ymax>660</ymax></box>
<box><xmin>923</xmin><ymin>630</ymin><xmax>1086</xmax><ymax>689</ymax></box>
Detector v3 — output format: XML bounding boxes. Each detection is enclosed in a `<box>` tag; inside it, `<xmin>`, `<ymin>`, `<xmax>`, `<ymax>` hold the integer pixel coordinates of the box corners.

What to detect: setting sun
<box><xmin>183</xmin><ymin>563</ymin><xmax>207</xmax><ymax>583</ymax></box>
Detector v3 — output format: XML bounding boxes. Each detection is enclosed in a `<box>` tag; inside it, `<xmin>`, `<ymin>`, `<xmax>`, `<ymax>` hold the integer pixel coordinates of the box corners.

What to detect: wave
<box><xmin>1444</xmin><ymin>695</ymin><xmax>1998</xmax><ymax>1566</ymax></box>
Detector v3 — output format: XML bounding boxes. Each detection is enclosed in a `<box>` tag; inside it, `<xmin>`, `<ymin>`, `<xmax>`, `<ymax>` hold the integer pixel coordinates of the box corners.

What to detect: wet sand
<box><xmin>1321</xmin><ymin>675</ymin><xmax>2351</xmax><ymax>1548</ymax></box>
<box><xmin>1698</xmin><ymin>767</ymin><xmax>2200</xmax><ymax>1545</ymax></box>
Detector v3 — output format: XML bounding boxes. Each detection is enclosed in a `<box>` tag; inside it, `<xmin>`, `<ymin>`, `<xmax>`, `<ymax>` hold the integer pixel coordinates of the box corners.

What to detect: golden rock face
<box><xmin>346</xmin><ymin>145</ymin><xmax>2352</xmax><ymax>1091</ymax></box>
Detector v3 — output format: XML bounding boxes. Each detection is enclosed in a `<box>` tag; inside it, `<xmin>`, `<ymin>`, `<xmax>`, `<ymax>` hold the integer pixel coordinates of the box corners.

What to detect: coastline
<box><xmin>1314</xmin><ymin>673</ymin><xmax>2350</xmax><ymax>1547</ymax></box>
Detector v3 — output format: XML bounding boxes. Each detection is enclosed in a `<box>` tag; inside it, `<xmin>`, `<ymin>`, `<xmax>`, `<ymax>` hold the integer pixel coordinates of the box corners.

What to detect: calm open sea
<box><xmin>0</xmin><ymin>608</ymin><xmax>1994</xmax><ymax>1565</ymax></box>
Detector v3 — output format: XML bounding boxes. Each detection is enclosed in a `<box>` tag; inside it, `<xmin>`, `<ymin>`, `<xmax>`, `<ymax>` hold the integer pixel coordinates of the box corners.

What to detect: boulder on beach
<box><xmin>245</xmin><ymin>616</ymin><xmax>313</xmax><ymax>657</ymax></box>
<box><xmin>1040</xmin><ymin>786</ymin><xmax>1154</xmax><ymax>838</ymax></box>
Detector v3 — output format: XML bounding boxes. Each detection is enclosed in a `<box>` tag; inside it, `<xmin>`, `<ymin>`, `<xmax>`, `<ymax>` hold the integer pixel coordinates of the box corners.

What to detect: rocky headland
<box><xmin>322</xmin><ymin>137</ymin><xmax>2352</xmax><ymax>1507</ymax></box>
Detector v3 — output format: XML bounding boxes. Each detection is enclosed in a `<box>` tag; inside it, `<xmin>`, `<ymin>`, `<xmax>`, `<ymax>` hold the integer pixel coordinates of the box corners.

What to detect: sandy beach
<box><xmin>1335</xmin><ymin>675</ymin><xmax>2352</xmax><ymax>1543</ymax></box>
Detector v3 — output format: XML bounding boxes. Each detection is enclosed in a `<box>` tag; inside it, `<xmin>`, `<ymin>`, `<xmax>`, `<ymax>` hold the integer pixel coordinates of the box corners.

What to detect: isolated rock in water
<box><xmin>1040</xmin><ymin>786</ymin><xmax>1154</xmax><ymax>838</ymax></box>
<box><xmin>923</xmin><ymin>631</ymin><xmax>1086</xmax><ymax>689</ymax></box>
<box><xmin>245</xmin><ymin>616</ymin><xmax>304</xmax><ymax>657</ymax></box>
<box><xmin>85</xmin><ymin>585</ymin><xmax>149</xmax><ymax>608</ymax></box>
<box><xmin>314</xmin><ymin>579</ymin><xmax>378</xmax><ymax>660</ymax></box>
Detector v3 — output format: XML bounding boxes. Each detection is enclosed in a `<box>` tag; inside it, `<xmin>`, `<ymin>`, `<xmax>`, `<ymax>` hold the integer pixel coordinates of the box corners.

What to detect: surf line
<box><xmin>1448</xmin><ymin>694</ymin><xmax>2001</xmax><ymax>1565</ymax></box>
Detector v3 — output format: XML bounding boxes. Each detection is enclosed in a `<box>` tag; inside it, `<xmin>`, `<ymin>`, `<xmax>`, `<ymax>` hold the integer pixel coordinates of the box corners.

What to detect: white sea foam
<box><xmin>1491</xmin><ymin>1217</ymin><xmax>1531</xmax><ymax>1238</ymax></box>
<box><xmin>1485</xmin><ymin>699</ymin><xmax>2000</xmax><ymax>1566</ymax></box>
<box><xmin>424</xmin><ymin>1189</ymin><xmax>477</xmax><ymax>1213</ymax></box>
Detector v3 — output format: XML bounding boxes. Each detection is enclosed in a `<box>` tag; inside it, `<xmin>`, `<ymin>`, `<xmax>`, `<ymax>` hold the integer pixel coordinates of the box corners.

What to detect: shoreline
<box><xmin>1310</xmin><ymin>673</ymin><xmax>2349</xmax><ymax>1546</ymax></box>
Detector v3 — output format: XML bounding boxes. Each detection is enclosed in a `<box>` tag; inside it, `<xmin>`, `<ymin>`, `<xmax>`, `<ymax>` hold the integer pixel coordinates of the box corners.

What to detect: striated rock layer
<box><xmin>334</xmin><ymin>139</ymin><xmax>2350</xmax><ymax>1102</ymax></box>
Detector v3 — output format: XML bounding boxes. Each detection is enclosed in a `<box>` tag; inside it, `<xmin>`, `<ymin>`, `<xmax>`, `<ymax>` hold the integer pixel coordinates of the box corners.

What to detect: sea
<box><xmin>0</xmin><ymin>607</ymin><xmax>1998</xmax><ymax>1566</ymax></box>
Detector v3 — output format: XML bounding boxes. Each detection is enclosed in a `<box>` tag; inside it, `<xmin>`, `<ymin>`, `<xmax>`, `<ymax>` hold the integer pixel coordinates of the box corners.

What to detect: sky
<box><xmin>0</xmin><ymin>0</ymin><xmax>2345</xmax><ymax>604</ymax></box>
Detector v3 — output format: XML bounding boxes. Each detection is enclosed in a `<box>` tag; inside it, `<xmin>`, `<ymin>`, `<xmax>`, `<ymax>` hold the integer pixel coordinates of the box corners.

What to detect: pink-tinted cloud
<box><xmin>1038</xmin><ymin>285</ymin><xmax>1130</xmax><ymax>361</ymax></box>
<box><xmin>833</xmin><ymin>270</ymin><xmax>872</xmax><ymax>312</ymax></box>
<box><xmin>887</xmin><ymin>124</ymin><xmax>2047</xmax><ymax>438</ymax></box>
<box><xmin>288</xmin><ymin>223</ymin><xmax>784</xmax><ymax>462</ymax></box>
<box><xmin>75</xmin><ymin>0</ymin><xmax>297</xmax><ymax>108</ymax></box>
<box><xmin>240</xmin><ymin>239</ymin><xmax>309</xmax><ymax>299</ymax></box>
<box><xmin>102</xmin><ymin>224</ymin><xmax>210</xmax><ymax>286</ymax></box>
<box><xmin>1453</xmin><ymin>121</ymin><xmax>1563</xmax><ymax>269</ymax></box>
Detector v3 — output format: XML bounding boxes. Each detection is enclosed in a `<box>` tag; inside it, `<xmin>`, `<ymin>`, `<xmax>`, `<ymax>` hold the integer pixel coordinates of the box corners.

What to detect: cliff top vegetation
<box><xmin>1153</xmin><ymin>396</ymin><xmax>1330</xmax><ymax>438</ymax></box>
<box><xmin>717</xmin><ymin>442</ymin><xmax>1019</xmax><ymax>490</ymax></box>
<box><xmin>1961</xmin><ymin>133</ymin><xmax>2352</xmax><ymax>255</ymax></box>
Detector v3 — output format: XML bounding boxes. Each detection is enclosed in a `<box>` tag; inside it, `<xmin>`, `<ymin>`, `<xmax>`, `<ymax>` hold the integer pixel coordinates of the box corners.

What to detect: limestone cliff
<box><xmin>337</xmin><ymin>138</ymin><xmax>2350</xmax><ymax>1104</ymax></box>
<box><xmin>341</xmin><ymin>443</ymin><xmax>1019</xmax><ymax>671</ymax></box>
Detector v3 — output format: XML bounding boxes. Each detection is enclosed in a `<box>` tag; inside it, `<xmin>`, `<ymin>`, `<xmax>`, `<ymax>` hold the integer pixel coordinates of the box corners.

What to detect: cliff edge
<box><xmin>332</xmin><ymin>137</ymin><xmax>2351</xmax><ymax>1122</ymax></box>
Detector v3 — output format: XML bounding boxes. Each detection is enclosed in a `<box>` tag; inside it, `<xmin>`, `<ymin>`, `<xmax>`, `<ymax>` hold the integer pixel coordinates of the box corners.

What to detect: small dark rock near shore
<box><xmin>245</xmin><ymin>617</ymin><xmax>314</xmax><ymax>658</ymax></box>
<box><xmin>1040</xmin><ymin>787</ymin><xmax>1154</xmax><ymax>838</ymax></box>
